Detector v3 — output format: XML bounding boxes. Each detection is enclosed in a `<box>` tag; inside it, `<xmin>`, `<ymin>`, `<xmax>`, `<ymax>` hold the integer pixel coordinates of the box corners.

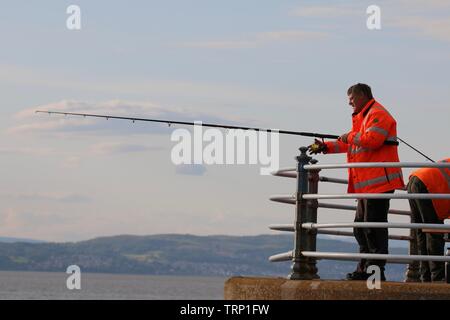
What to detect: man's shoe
<box><xmin>346</xmin><ymin>271</ymin><xmax>369</xmax><ymax>280</ymax></box>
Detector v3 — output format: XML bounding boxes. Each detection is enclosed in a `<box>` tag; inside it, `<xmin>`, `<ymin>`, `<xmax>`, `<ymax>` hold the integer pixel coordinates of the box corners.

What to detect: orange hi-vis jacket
<box><xmin>410</xmin><ymin>158</ymin><xmax>450</xmax><ymax>220</ymax></box>
<box><xmin>325</xmin><ymin>99</ymin><xmax>405</xmax><ymax>193</ymax></box>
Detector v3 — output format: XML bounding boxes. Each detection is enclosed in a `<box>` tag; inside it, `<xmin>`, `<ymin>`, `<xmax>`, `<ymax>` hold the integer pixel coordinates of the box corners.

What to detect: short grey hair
<box><xmin>347</xmin><ymin>83</ymin><xmax>373</xmax><ymax>100</ymax></box>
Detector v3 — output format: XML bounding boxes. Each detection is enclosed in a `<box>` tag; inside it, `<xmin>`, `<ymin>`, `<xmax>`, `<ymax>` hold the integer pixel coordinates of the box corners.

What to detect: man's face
<box><xmin>348</xmin><ymin>92</ymin><xmax>368</xmax><ymax>114</ymax></box>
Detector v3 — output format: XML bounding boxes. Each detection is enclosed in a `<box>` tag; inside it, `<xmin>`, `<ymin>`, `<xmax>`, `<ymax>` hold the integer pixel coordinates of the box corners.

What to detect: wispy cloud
<box><xmin>179</xmin><ymin>30</ymin><xmax>328</xmax><ymax>49</ymax></box>
<box><xmin>61</xmin><ymin>156</ymin><xmax>82</xmax><ymax>169</ymax></box>
<box><xmin>388</xmin><ymin>16</ymin><xmax>450</xmax><ymax>42</ymax></box>
<box><xmin>0</xmin><ymin>146</ymin><xmax>55</xmax><ymax>156</ymax></box>
<box><xmin>290</xmin><ymin>6</ymin><xmax>359</xmax><ymax>18</ymax></box>
<box><xmin>0</xmin><ymin>207</ymin><xmax>82</xmax><ymax>240</ymax></box>
<box><xmin>394</xmin><ymin>0</ymin><xmax>450</xmax><ymax>9</ymax></box>
<box><xmin>179</xmin><ymin>40</ymin><xmax>256</xmax><ymax>49</ymax></box>
<box><xmin>10</xmin><ymin>100</ymin><xmax>251</xmax><ymax>136</ymax></box>
<box><xmin>382</xmin><ymin>0</ymin><xmax>450</xmax><ymax>41</ymax></box>
<box><xmin>289</xmin><ymin>3</ymin><xmax>450</xmax><ymax>43</ymax></box>
<box><xmin>90</xmin><ymin>142</ymin><xmax>164</xmax><ymax>155</ymax></box>
<box><xmin>0</xmin><ymin>64</ymin><xmax>313</xmax><ymax>109</ymax></box>
<box><xmin>175</xmin><ymin>164</ymin><xmax>207</xmax><ymax>176</ymax></box>
<box><xmin>0</xmin><ymin>192</ymin><xmax>92</xmax><ymax>203</ymax></box>
<box><xmin>256</xmin><ymin>30</ymin><xmax>328</xmax><ymax>41</ymax></box>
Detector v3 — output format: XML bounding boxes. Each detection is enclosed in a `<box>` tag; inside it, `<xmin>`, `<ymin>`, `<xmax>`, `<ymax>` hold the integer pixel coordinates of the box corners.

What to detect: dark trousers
<box><xmin>408</xmin><ymin>176</ymin><xmax>445</xmax><ymax>282</ymax></box>
<box><xmin>354</xmin><ymin>191</ymin><xmax>392</xmax><ymax>273</ymax></box>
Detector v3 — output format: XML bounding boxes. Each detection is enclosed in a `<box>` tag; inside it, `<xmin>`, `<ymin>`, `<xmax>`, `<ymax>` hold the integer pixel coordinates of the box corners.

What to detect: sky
<box><xmin>1</xmin><ymin>0</ymin><xmax>449</xmax><ymax>242</ymax></box>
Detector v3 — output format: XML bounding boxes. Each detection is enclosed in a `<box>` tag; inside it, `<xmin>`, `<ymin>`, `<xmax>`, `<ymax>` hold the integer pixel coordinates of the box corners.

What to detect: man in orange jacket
<box><xmin>309</xmin><ymin>83</ymin><xmax>405</xmax><ymax>280</ymax></box>
<box><xmin>407</xmin><ymin>159</ymin><xmax>450</xmax><ymax>282</ymax></box>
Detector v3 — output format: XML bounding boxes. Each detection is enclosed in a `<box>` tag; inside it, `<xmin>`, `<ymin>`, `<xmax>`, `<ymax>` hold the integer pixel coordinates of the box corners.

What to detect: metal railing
<box><xmin>269</xmin><ymin>147</ymin><xmax>450</xmax><ymax>282</ymax></box>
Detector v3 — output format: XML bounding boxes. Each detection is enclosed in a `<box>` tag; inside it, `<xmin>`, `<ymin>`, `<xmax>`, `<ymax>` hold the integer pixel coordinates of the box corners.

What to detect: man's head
<box><xmin>347</xmin><ymin>83</ymin><xmax>373</xmax><ymax>114</ymax></box>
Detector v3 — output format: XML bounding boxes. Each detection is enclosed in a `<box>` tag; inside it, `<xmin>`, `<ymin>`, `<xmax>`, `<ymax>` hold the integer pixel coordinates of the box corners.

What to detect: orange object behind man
<box><xmin>408</xmin><ymin>158</ymin><xmax>450</xmax><ymax>282</ymax></box>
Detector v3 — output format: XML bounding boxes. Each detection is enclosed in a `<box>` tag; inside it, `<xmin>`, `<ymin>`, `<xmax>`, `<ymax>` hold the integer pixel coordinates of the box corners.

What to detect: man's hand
<box><xmin>308</xmin><ymin>139</ymin><xmax>327</xmax><ymax>155</ymax></box>
<box><xmin>338</xmin><ymin>132</ymin><xmax>350</xmax><ymax>144</ymax></box>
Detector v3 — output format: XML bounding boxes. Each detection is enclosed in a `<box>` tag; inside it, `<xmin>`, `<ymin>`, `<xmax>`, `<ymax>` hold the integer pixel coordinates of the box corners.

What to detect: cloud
<box><xmin>256</xmin><ymin>30</ymin><xmax>328</xmax><ymax>41</ymax></box>
<box><xmin>179</xmin><ymin>40</ymin><xmax>256</xmax><ymax>49</ymax></box>
<box><xmin>394</xmin><ymin>0</ymin><xmax>450</xmax><ymax>9</ymax></box>
<box><xmin>290</xmin><ymin>2</ymin><xmax>450</xmax><ymax>44</ymax></box>
<box><xmin>11</xmin><ymin>100</ymin><xmax>166</xmax><ymax>135</ymax></box>
<box><xmin>290</xmin><ymin>6</ymin><xmax>359</xmax><ymax>18</ymax></box>
<box><xmin>90</xmin><ymin>142</ymin><xmax>164</xmax><ymax>155</ymax></box>
<box><xmin>0</xmin><ymin>192</ymin><xmax>93</xmax><ymax>203</ymax></box>
<box><xmin>178</xmin><ymin>30</ymin><xmax>327</xmax><ymax>49</ymax></box>
<box><xmin>175</xmin><ymin>164</ymin><xmax>207</xmax><ymax>176</ymax></box>
<box><xmin>388</xmin><ymin>16</ymin><xmax>450</xmax><ymax>42</ymax></box>
<box><xmin>62</xmin><ymin>156</ymin><xmax>82</xmax><ymax>169</ymax></box>
<box><xmin>0</xmin><ymin>64</ymin><xmax>316</xmax><ymax>109</ymax></box>
<box><xmin>0</xmin><ymin>146</ymin><xmax>84</xmax><ymax>170</ymax></box>
<box><xmin>10</xmin><ymin>100</ymin><xmax>251</xmax><ymax>136</ymax></box>
<box><xmin>0</xmin><ymin>207</ymin><xmax>80</xmax><ymax>239</ymax></box>
<box><xmin>0</xmin><ymin>147</ymin><xmax>55</xmax><ymax>156</ymax></box>
<box><xmin>370</xmin><ymin>0</ymin><xmax>450</xmax><ymax>43</ymax></box>
<box><xmin>58</xmin><ymin>194</ymin><xmax>92</xmax><ymax>203</ymax></box>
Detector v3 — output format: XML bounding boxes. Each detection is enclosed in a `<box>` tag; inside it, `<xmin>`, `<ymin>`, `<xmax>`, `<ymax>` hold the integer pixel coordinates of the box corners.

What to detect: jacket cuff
<box><xmin>347</xmin><ymin>132</ymin><xmax>361</xmax><ymax>146</ymax></box>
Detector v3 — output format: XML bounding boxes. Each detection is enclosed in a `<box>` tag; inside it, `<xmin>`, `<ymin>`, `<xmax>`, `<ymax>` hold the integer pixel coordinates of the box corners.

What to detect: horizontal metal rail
<box><xmin>304</xmin><ymin>162</ymin><xmax>450</xmax><ymax>170</ymax></box>
<box><xmin>302</xmin><ymin>251</ymin><xmax>450</xmax><ymax>263</ymax></box>
<box><xmin>269</xmin><ymin>157</ymin><xmax>450</xmax><ymax>276</ymax></box>
<box><xmin>269</xmin><ymin>251</ymin><xmax>450</xmax><ymax>264</ymax></box>
<box><xmin>317</xmin><ymin>202</ymin><xmax>411</xmax><ymax>216</ymax></box>
<box><xmin>302</xmin><ymin>222</ymin><xmax>450</xmax><ymax>231</ymax></box>
<box><xmin>270</xmin><ymin>195</ymin><xmax>412</xmax><ymax>216</ymax></box>
<box><xmin>269</xmin><ymin>224</ymin><xmax>412</xmax><ymax>241</ymax></box>
<box><xmin>269</xmin><ymin>251</ymin><xmax>293</xmax><ymax>262</ymax></box>
<box><xmin>303</xmin><ymin>193</ymin><xmax>450</xmax><ymax>200</ymax></box>
<box><xmin>273</xmin><ymin>171</ymin><xmax>297</xmax><ymax>178</ymax></box>
<box><xmin>272</xmin><ymin>170</ymin><xmax>349</xmax><ymax>185</ymax></box>
<box><xmin>269</xmin><ymin>251</ymin><xmax>450</xmax><ymax>263</ymax></box>
<box><xmin>270</xmin><ymin>195</ymin><xmax>295</xmax><ymax>204</ymax></box>
<box><xmin>271</xmin><ymin>168</ymin><xmax>296</xmax><ymax>176</ymax></box>
<box><xmin>269</xmin><ymin>251</ymin><xmax>292</xmax><ymax>262</ymax></box>
<box><xmin>315</xmin><ymin>229</ymin><xmax>414</xmax><ymax>241</ymax></box>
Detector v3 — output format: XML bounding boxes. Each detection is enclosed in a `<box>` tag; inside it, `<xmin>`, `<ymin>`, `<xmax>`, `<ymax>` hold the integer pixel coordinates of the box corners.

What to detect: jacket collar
<box><xmin>352</xmin><ymin>98</ymin><xmax>376</xmax><ymax>117</ymax></box>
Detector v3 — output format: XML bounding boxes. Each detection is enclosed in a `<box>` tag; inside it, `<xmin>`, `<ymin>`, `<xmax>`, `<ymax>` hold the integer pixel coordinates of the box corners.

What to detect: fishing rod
<box><xmin>35</xmin><ymin>110</ymin><xmax>339</xmax><ymax>139</ymax></box>
<box><xmin>35</xmin><ymin>110</ymin><xmax>434</xmax><ymax>161</ymax></box>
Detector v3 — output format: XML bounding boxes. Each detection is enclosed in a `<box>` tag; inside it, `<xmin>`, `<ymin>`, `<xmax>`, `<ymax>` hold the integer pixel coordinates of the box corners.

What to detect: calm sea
<box><xmin>0</xmin><ymin>271</ymin><xmax>226</xmax><ymax>300</ymax></box>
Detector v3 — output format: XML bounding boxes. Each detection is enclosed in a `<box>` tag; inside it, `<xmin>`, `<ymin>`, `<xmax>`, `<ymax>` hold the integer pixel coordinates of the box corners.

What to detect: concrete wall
<box><xmin>225</xmin><ymin>277</ymin><xmax>450</xmax><ymax>300</ymax></box>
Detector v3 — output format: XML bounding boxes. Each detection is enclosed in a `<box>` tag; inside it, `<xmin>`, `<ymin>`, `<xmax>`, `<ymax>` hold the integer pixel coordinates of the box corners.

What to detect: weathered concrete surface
<box><xmin>224</xmin><ymin>277</ymin><xmax>450</xmax><ymax>300</ymax></box>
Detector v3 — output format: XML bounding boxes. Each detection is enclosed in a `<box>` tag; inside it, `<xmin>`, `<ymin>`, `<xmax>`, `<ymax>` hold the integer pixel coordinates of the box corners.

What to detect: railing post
<box><xmin>289</xmin><ymin>147</ymin><xmax>313</xmax><ymax>280</ymax></box>
<box><xmin>446</xmin><ymin>248</ymin><xmax>450</xmax><ymax>284</ymax></box>
<box><xmin>306</xmin><ymin>158</ymin><xmax>320</xmax><ymax>279</ymax></box>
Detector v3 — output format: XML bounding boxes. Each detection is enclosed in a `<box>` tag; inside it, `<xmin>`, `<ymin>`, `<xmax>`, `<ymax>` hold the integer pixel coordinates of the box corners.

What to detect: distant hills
<box><xmin>0</xmin><ymin>234</ymin><xmax>409</xmax><ymax>281</ymax></box>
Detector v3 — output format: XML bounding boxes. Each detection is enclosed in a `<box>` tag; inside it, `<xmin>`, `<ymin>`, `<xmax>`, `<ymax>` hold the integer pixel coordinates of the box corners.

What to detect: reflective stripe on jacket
<box><xmin>325</xmin><ymin>99</ymin><xmax>405</xmax><ymax>193</ymax></box>
<box><xmin>410</xmin><ymin>158</ymin><xmax>450</xmax><ymax>220</ymax></box>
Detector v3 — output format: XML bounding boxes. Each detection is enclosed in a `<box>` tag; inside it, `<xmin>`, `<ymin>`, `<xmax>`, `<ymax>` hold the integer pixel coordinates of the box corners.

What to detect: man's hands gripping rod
<box><xmin>308</xmin><ymin>138</ymin><xmax>328</xmax><ymax>155</ymax></box>
<box><xmin>307</xmin><ymin>133</ymin><xmax>350</xmax><ymax>155</ymax></box>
